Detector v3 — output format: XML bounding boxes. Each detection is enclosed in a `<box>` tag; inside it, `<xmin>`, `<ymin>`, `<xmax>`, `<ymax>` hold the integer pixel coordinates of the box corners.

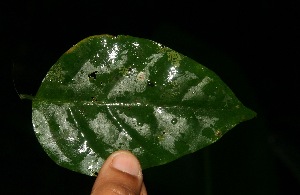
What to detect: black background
<box><xmin>1</xmin><ymin>0</ymin><xmax>299</xmax><ymax>194</ymax></box>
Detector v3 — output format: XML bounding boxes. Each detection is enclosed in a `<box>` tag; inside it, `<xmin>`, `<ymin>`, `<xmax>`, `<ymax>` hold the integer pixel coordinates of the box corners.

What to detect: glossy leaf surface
<box><xmin>32</xmin><ymin>35</ymin><xmax>256</xmax><ymax>176</ymax></box>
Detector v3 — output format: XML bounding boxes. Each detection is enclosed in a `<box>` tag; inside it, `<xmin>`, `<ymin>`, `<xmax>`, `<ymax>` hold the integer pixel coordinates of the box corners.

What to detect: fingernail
<box><xmin>111</xmin><ymin>152</ymin><xmax>141</xmax><ymax>177</ymax></box>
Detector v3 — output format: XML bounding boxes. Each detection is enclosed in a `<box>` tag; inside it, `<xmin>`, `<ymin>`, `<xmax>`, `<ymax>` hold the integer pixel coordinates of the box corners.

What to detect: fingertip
<box><xmin>141</xmin><ymin>182</ymin><xmax>148</xmax><ymax>195</ymax></box>
<box><xmin>91</xmin><ymin>150</ymin><xmax>145</xmax><ymax>195</ymax></box>
<box><xmin>110</xmin><ymin>150</ymin><xmax>142</xmax><ymax>177</ymax></box>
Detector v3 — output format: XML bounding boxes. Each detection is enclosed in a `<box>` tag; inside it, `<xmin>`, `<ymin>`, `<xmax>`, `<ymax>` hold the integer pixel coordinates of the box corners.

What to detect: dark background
<box><xmin>1</xmin><ymin>0</ymin><xmax>299</xmax><ymax>194</ymax></box>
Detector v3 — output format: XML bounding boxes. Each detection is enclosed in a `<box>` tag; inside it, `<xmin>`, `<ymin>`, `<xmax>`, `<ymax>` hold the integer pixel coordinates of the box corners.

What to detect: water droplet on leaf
<box><xmin>171</xmin><ymin>118</ymin><xmax>178</xmax><ymax>124</ymax></box>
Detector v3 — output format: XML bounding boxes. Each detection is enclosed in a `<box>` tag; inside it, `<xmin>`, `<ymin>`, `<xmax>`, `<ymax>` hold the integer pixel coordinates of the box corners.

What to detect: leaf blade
<box><xmin>32</xmin><ymin>35</ymin><xmax>256</xmax><ymax>176</ymax></box>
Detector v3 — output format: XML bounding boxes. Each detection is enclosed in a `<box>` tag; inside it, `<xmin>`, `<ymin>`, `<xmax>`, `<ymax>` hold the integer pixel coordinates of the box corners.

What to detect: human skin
<box><xmin>91</xmin><ymin>150</ymin><xmax>147</xmax><ymax>195</ymax></box>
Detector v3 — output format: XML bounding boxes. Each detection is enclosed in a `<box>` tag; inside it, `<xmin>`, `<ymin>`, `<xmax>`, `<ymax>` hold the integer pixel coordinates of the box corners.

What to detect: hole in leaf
<box><xmin>88</xmin><ymin>71</ymin><xmax>98</xmax><ymax>79</ymax></box>
<box><xmin>147</xmin><ymin>80</ymin><xmax>155</xmax><ymax>87</ymax></box>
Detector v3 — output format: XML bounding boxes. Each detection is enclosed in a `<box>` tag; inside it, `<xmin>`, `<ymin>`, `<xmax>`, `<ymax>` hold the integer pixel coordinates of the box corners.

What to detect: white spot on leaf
<box><xmin>80</xmin><ymin>153</ymin><xmax>104</xmax><ymax>176</ymax></box>
<box><xmin>153</xmin><ymin>107</ymin><xmax>188</xmax><ymax>154</ymax></box>
<box><xmin>71</xmin><ymin>60</ymin><xmax>98</xmax><ymax>90</ymax></box>
<box><xmin>32</xmin><ymin>108</ymin><xmax>71</xmax><ymax>163</ymax></box>
<box><xmin>107</xmin><ymin>53</ymin><xmax>164</xmax><ymax>99</ymax></box>
<box><xmin>88</xmin><ymin>113</ymin><xmax>119</xmax><ymax>145</ymax></box>
<box><xmin>167</xmin><ymin>66</ymin><xmax>178</xmax><ymax>82</ymax></box>
<box><xmin>182</xmin><ymin>76</ymin><xmax>212</xmax><ymax>101</ymax></box>
<box><xmin>172</xmin><ymin>71</ymin><xmax>198</xmax><ymax>86</ymax></box>
<box><xmin>111</xmin><ymin>129</ymin><xmax>132</xmax><ymax>150</ymax></box>
<box><xmin>132</xmin><ymin>147</ymin><xmax>144</xmax><ymax>156</ymax></box>
<box><xmin>89</xmin><ymin>112</ymin><xmax>132</xmax><ymax>150</ymax></box>
<box><xmin>117</xmin><ymin>111</ymin><xmax>151</xmax><ymax>137</ymax></box>
<box><xmin>197</xmin><ymin>116</ymin><xmax>219</xmax><ymax>129</ymax></box>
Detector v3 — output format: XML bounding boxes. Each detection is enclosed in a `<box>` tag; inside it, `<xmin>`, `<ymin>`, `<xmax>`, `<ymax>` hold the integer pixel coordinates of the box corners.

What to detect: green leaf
<box><xmin>32</xmin><ymin>35</ymin><xmax>256</xmax><ymax>176</ymax></box>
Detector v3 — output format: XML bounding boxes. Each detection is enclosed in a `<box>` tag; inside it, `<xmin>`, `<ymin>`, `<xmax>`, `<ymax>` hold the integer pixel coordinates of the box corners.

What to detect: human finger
<box><xmin>91</xmin><ymin>150</ymin><xmax>145</xmax><ymax>195</ymax></box>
